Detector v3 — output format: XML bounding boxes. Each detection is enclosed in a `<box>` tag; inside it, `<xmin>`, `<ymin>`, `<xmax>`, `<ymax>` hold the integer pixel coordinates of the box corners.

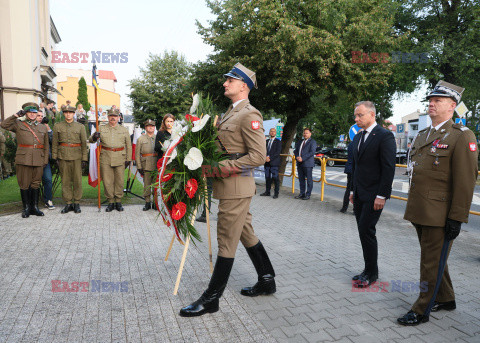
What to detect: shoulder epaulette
<box><xmin>452</xmin><ymin>123</ymin><xmax>470</xmax><ymax>132</ymax></box>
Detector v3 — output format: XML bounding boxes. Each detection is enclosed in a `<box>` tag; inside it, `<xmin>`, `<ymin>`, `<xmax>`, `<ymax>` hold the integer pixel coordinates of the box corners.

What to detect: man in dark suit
<box><xmin>294</xmin><ymin>128</ymin><xmax>317</xmax><ymax>200</ymax></box>
<box><xmin>260</xmin><ymin>128</ymin><xmax>282</xmax><ymax>198</ymax></box>
<box><xmin>349</xmin><ymin>101</ymin><xmax>396</xmax><ymax>288</ymax></box>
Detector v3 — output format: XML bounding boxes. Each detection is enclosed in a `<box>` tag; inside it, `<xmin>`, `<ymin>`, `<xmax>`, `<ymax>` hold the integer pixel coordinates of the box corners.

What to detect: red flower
<box><xmin>161</xmin><ymin>173</ymin><xmax>173</xmax><ymax>183</ymax></box>
<box><xmin>157</xmin><ymin>157</ymin><xmax>164</xmax><ymax>169</ymax></box>
<box><xmin>185</xmin><ymin>114</ymin><xmax>200</xmax><ymax>122</ymax></box>
<box><xmin>171</xmin><ymin>202</ymin><xmax>186</xmax><ymax>220</ymax></box>
<box><xmin>185</xmin><ymin>178</ymin><xmax>198</xmax><ymax>199</ymax></box>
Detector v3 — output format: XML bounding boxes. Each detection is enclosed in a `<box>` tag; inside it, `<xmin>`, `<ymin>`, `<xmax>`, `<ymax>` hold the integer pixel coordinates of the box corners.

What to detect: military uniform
<box><xmin>52</xmin><ymin>106</ymin><xmax>88</xmax><ymax>213</ymax></box>
<box><xmin>89</xmin><ymin>109</ymin><xmax>131</xmax><ymax>210</ymax></box>
<box><xmin>398</xmin><ymin>81</ymin><xmax>479</xmax><ymax>326</ymax></box>
<box><xmin>135</xmin><ymin>119</ymin><xmax>157</xmax><ymax>210</ymax></box>
<box><xmin>180</xmin><ymin>63</ymin><xmax>276</xmax><ymax>318</ymax></box>
<box><xmin>1</xmin><ymin>103</ymin><xmax>49</xmax><ymax>217</ymax></box>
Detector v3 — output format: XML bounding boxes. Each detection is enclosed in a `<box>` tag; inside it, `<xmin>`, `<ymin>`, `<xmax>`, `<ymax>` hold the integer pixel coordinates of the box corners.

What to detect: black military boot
<box><xmin>241</xmin><ymin>241</ymin><xmax>276</xmax><ymax>297</ymax></box>
<box><xmin>106</xmin><ymin>203</ymin><xmax>115</xmax><ymax>212</ymax></box>
<box><xmin>73</xmin><ymin>203</ymin><xmax>81</xmax><ymax>214</ymax></box>
<box><xmin>61</xmin><ymin>204</ymin><xmax>73</xmax><ymax>214</ymax></box>
<box><xmin>273</xmin><ymin>177</ymin><xmax>280</xmax><ymax>199</ymax></box>
<box><xmin>143</xmin><ymin>202</ymin><xmax>151</xmax><ymax>211</ymax></box>
<box><xmin>179</xmin><ymin>256</ymin><xmax>234</xmax><ymax>317</ymax></box>
<box><xmin>115</xmin><ymin>202</ymin><xmax>124</xmax><ymax>211</ymax></box>
<box><xmin>260</xmin><ymin>177</ymin><xmax>271</xmax><ymax>196</ymax></box>
<box><xmin>29</xmin><ymin>188</ymin><xmax>45</xmax><ymax>216</ymax></box>
<box><xmin>20</xmin><ymin>189</ymin><xmax>30</xmax><ymax>218</ymax></box>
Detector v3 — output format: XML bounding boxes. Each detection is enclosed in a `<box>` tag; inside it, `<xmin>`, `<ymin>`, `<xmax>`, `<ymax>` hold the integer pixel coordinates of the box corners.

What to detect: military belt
<box><xmin>102</xmin><ymin>146</ymin><xmax>124</xmax><ymax>152</ymax></box>
<box><xmin>142</xmin><ymin>153</ymin><xmax>158</xmax><ymax>157</ymax></box>
<box><xmin>222</xmin><ymin>153</ymin><xmax>247</xmax><ymax>160</ymax></box>
<box><xmin>18</xmin><ymin>144</ymin><xmax>44</xmax><ymax>149</ymax></box>
<box><xmin>60</xmin><ymin>143</ymin><xmax>81</xmax><ymax>147</ymax></box>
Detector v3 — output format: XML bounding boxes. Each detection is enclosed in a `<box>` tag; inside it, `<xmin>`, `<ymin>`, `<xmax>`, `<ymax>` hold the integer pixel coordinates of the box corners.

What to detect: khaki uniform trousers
<box><xmin>217</xmin><ymin>197</ymin><xmax>259</xmax><ymax>258</ymax></box>
<box><xmin>16</xmin><ymin>164</ymin><xmax>43</xmax><ymax>190</ymax></box>
<box><xmin>143</xmin><ymin>171</ymin><xmax>154</xmax><ymax>202</ymax></box>
<box><xmin>411</xmin><ymin>223</ymin><xmax>455</xmax><ymax>315</ymax></box>
<box><xmin>101</xmin><ymin>164</ymin><xmax>124</xmax><ymax>203</ymax></box>
<box><xmin>59</xmin><ymin>159</ymin><xmax>83</xmax><ymax>204</ymax></box>
<box><xmin>1</xmin><ymin>156</ymin><xmax>12</xmax><ymax>176</ymax></box>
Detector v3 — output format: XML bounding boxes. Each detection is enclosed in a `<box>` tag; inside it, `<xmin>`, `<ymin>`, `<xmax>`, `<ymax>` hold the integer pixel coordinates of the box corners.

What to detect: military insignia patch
<box><xmin>469</xmin><ymin>143</ymin><xmax>477</xmax><ymax>152</ymax></box>
<box><xmin>437</xmin><ymin>144</ymin><xmax>448</xmax><ymax>149</ymax></box>
<box><xmin>251</xmin><ymin>121</ymin><xmax>260</xmax><ymax>130</ymax></box>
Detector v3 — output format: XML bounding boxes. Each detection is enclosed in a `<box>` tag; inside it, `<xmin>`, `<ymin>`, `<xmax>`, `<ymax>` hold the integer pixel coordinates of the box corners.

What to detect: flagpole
<box><xmin>93</xmin><ymin>65</ymin><xmax>101</xmax><ymax>211</ymax></box>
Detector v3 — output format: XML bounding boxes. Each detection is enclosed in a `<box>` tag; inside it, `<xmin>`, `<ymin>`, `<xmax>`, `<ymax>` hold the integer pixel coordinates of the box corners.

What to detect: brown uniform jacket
<box><xmin>89</xmin><ymin>124</ymin><xmax>131</xmax><ymax>166</ymax></box>
<box><xmin>135</xmin><ymin>134</ymin><xmax>157</xmax><ymax>171</ymax></box>
<box><xmin>213</xmin><ymin>100</ymin><xmax>266</xmax><ymax>199</ymax></box>
<box><xmin>1</xmin><ymin>115</ymin><xmax>49</xmax><ymax>166</ymax></box>
<box><xmin>404</xmin><ymin>120</ymin><xmax>478</xmax><ymax>226</ymax></box>
<box><xmin>52</xmin><ymin>121</ymin><xmax>88</xmax><ymax>161</ymax></box>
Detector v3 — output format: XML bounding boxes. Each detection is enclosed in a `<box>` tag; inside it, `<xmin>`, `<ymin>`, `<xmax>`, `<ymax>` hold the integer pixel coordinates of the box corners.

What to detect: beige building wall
<box><xmin>56</xmin><ymin>68</ymin><xmax>116</xmax><ymax>93</ymax></box>
<box><xmin>0</xmin><ymin>0</ymin><xmax>60</xmax><ymax>120</ymax></box>
<box><xmin>56</xmin><ymin>77</ymin><xmax>120</xmax><ymax>110</ymax></box>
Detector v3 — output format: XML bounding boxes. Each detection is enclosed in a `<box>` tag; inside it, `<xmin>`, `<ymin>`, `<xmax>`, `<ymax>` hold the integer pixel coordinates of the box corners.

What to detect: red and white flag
<box><xmin>88</xmin><ymin>142</ymin><xmax>99</xmax><ymax>187</ymax></box>
<box><xmin>131</xmin><ymin>127</ymin><xmax>143</xmax><ymax>160</ymax></box>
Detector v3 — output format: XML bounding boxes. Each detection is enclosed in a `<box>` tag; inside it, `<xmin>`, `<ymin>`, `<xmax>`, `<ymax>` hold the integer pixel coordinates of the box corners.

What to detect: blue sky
<box><xmin>50</xmin><ymin>0</ymin><xmax>426</xmax><ymax>124</ymax></box>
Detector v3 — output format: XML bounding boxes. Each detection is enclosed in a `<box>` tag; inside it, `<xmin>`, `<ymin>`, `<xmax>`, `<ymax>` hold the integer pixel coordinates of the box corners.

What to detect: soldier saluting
<box><xmin>89</xmin><ymin>108</ymin><xmax>131</xmax><ymax>212</ymax></box>
<box><xmin>52</xmin><ymin>105</ymin><xmax>88</xmax><ymax>214</ymax></box>
<box><xmin>135</xmin><ymin>119</ymin><xmax>157</xmax><ymax>211</ymax></box>
<box><xmin>1</xmin><ymin>103</ymin><xmax>49</xmax><ymax>218</ymax></box>
<box><xmin>397</xmin><ymin>81</ymin><xmax>478</xmax><ymax>326</ymax></box>
<box><xmin>180</xmin><ymin>63</ymin><xmax>276</xmax><ymax>317</ymax></box>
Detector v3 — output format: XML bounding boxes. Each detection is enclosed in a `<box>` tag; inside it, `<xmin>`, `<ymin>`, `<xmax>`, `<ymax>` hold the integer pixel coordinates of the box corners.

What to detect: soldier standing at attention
<box><xmin>1</xmin><ymin>103</ymin><xmax>49</xmax><ymax>218</ymax></box>
<box><xmin>135</xmin><ymin>119</ymin><xmax>157</xmax><ymax>211</ymax></box>
<box><xmin>397</xmin><ymin>81</ymin><xmax>478</xmax><ymax>326</ymax></box>
<box><xmin>180</xmin><ymin>63</ymin><xmax>276</xmax><ymax>317</ymax></box>
<box><xmin>89</xmin><ymin>109</ymin><xmax>131</xmax><ymax>212</ymax></box>
<box><xmin>52</xmin><ymin>106</ymin><xmax>88</xmax><ymax>214</ymax></box>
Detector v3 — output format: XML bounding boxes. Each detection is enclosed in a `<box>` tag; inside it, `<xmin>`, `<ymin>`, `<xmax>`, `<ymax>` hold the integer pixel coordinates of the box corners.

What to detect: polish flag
<box><xmin>88</xmin><ymin>141</ymin><xmax>99</xmax><ymax>187</ymax></box>
<box><xmin>131</xmin><ymin>127</ymin><xmax>143</xmax><ymax>160</ymax></box>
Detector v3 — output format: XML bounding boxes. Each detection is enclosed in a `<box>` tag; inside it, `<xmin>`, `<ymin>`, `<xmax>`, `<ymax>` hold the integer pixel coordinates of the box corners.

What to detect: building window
<box><xmin>411</xmin><ymin>124</ymin><xmax>418</xmax><ymax>130</ymax></box>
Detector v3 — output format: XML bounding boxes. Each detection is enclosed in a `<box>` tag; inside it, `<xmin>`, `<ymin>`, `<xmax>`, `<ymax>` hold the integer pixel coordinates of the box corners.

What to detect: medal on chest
<box><xmin>430</xmin><ymin>139</ymin><xmax>440</xmax><ymax>153</ymax></box>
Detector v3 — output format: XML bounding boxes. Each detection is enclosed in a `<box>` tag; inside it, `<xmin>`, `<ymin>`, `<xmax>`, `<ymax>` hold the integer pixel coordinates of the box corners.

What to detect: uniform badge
<box><xmin>470</xmin><ymin>143</ymin><xmax>477</xmax><ymax>152</ymax></box>
<box><xmin>251</xmin><ymin>121</ymin><xmax>260</xmax><ymax>130</ymax></box>
<box><xmin>433</xmin><ymin>156</ymin><xmax>440</xmax><ymax>166</ymax></box>
<box><xmin>436</xmin><ymin>144</ymin><xmax>448</xmax><ymax>149</ymax></box>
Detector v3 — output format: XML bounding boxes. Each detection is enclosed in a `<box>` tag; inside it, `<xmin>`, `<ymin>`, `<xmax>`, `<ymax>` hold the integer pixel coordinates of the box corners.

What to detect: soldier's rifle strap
<box><xmin>21</xmin><ymin>122</ymin><xmax>42</xmax><ymax>145</ymax></box>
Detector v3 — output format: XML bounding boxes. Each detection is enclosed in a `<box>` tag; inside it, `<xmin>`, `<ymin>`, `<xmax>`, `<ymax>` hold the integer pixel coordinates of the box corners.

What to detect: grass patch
<box><xmin>0</xmin><ymin>169</ymin><xmax>145</xmax><ymax>214</ymax></box>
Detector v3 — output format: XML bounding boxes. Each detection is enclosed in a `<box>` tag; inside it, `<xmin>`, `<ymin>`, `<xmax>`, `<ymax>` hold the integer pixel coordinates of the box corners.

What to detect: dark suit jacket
<box><xmin>351</xmin><ymin>125</ymin><xmax>396</xmax><ymax>202</ymax></box>
<box><xmin>265</xmin><ymin>138</ymin><xmax>281</xmax><ymax>167</ymax></box>
<box><xmin>343</xmin><ymin>141</ymin><xmax>354</xmax><ymax>174</ymax></box>
<box><xmin>294</xmin><ymin>138</ymin><xmax>317</xmax><ymax>168</ymax></box>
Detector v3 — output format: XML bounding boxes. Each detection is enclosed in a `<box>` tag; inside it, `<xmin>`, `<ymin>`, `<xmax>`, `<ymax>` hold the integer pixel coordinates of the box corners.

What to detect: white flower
<box><xmin>184</xmin><ymin>147</ymin><xmax>203</xmax><ymax>170</ymax></box>
<box><xmin>162</xmin><ymin>139</ymin><xmax>172</xmax><ymax>151</ymax></box>
<box><xmin>190</xmin><ymin>94</ymin><xmax>200</xmax><ymax>114</ymax></box>
<box><xmin>192</xmin><ymin>114</ymin><xmax>211</xmax><ymax>132</ymax></box>
<box><xmin>166</xmin><ymin>148</ymin><xmax>177</xmax><ymax>165</ymax></box>
<box><xmin>171</xmin><ymin>121</ymin><xmax>186</xmax><ymax>141</ymax></box>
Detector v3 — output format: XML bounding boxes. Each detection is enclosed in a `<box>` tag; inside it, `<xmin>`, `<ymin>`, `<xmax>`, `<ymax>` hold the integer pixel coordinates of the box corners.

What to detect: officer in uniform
<box><xmin>1</xmin><ymin>103</ymin><xmax>49</xmax><ymax>217</ymax></box>
<box><xmin>89</xmin><ymin>109</ymin><xmax>131</xmax><ymax>212</ymax></box>
<box><xmin>397</xmin><ymin>81</ymin><xmax>478</xmax><ymax>326</ymax></box>
<box><xmin>52</xmin><ymin>105</ymin><xmax>88</xmax><ymax>214</ymax></box>
<box><xmin>135</xmin><ymin>119</ymin><xmax>157</xmax><ymax>211</ymax></box>
<box><xmin>180</xmin><ymin>63</ymin><xmax>276</xmax><ymax>317</ymax></box>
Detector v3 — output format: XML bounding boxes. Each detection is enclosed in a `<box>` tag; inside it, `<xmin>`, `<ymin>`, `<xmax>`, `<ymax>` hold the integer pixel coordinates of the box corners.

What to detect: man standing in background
<box><xmin>260</xmin><ymin>128</ymin><xmax>282</xmax><ymax>198</ymax></box>
<box><xmin>135</xmin><ymin>119</ymin><xmax>157</xmax><ymax>211</ymax></box>
<box><xmin>294</xmin><ymin>128</ymin><xmax>317</xmax><ymax>200</ymax></box>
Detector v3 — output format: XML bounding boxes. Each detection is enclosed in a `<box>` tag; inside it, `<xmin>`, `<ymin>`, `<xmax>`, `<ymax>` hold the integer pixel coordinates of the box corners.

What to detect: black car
<box><xmin>315</xmin><ymin>147</ymin><xmax>348</xmax><ymax>166</ymax></box>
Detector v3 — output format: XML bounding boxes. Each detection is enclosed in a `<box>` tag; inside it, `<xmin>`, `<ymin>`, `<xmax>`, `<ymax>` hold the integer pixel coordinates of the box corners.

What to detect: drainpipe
<box><xmin>0</xmin><ymin>45</ymin><xmax>4</xmax><ymax>121</ymax></box>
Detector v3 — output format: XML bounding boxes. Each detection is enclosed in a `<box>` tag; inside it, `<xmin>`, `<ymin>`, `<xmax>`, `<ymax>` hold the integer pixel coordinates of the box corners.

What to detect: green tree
<box><xmin>76</xmin><ymin>77</ymin><xmax>91</xmax><ymax>112</ymax></box>
<box><xmin>192</xmin><ymin>0</ymin><xmax>411</xmax><ymax>176</ymax></box>
<box><xmin>128</xmin><ymin>51</ymin><xmax>193</xmax><ymax>126</ymax></box>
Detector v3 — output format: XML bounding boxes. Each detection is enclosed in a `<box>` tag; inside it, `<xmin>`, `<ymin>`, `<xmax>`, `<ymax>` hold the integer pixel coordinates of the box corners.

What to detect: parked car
<box><xmin>396</xmin><ymin>150</ymin><xmax>408</xmax><ymax>165</ymax></box>
<box><xmin>315</xmin><ymin>147</ymin><xmax>348</xmax><ymax>166</ymax></box>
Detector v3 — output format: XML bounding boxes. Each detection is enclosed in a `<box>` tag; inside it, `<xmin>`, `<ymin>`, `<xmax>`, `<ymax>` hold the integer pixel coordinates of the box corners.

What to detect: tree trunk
<box><xmin>278</xmin><ymin>116</ymin><xmax>301</xmax><ymax>184</ymax></box>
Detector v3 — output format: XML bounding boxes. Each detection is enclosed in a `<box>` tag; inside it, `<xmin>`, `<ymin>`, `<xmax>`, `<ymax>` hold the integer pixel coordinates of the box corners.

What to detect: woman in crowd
<box><xmin>154</xmin><ymin>114</ymin><xmax>175</xmax><ymax>161</ymax></box>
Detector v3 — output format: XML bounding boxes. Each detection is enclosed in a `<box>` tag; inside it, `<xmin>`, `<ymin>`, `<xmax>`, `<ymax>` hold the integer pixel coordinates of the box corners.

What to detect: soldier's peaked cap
<box><xmin>63</xmin><ymin>106</ymin><xmax>76</xmax><ymax>113</ymax></box>
<box><xmin>144</xmin><ymin>119</ymin><xmax>156</xmax><ymax>126</ymax></box>
<box><xmin>22</xmin><ymin>102</ymin><xmax>39</xmax><ymax>113</ymax></box>
<box><xmin>107</xmin><ymin>108</ymin><xmax>120</xmax><ymax>116</ymax></box>
<box><xmin>223</xmin><ymin>62</ymin><xmax>258</xmax><ymax>89</ymax></box>
<box><xmin>426</xmin><ymin>81</ymin><xmax>464</xmax><ymax>104</ymax></box>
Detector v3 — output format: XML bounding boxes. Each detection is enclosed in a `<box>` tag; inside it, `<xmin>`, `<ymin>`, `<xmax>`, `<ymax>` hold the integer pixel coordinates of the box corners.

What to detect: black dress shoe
<box><xmin>294</xmin><ymin>194</ymin><xmax>305</xmax><ymax>199</ymax></box>
<box><xmin>196</xmin><ymin>215</ymin><xmax>207</xmax><ymax>223</ymax></box>
<box><xmin>352</xmin><ymin>270</ymin><xmax>367</xmax><ymax>281</ymax></box>
<box><xmin>431</xmin><ymin>300</ymin><xmax>456</xmax><ymax>312</ymax></box>
<box><xmin>339</xmin><ymin>208</ymin><xmax>347</xmax><ymax>213</ymax></box>
<box><xmin>115</xmin><ymin>202</ymin><xmax>124</xmax><ymax>211</ymax></box>
<box><xmin>260</xmin><ymin>192</ymin><xmax>270</xmax><ymax>196</ymax></box>
<box><xmin>143</xmin><ymin>202</ymin><xmax>151</xmax><ymax>211</ymax></box>
<box><xmin>397</xmin><ymin>311</ymin><xmax>429</xmax><ymax>326</ymax></box>
<box><xmin>61</xmin><ymin>204</ymin><xmax>73</xmax><ymax>214</ymax></box>
<box><xmin>352</xmin><ymin>273</ymin><xmax>378</xmax><ymax>288</ymax></box>
<box><xmin>302</xmin><ymin>196</ymin><xmax>310</xmax><ymax>200</ymax></box>
<box><xmin>73</xmin><ymin>203</ymin><xmax>81</xmax><ymax>213</ymax></box>
<box><xmin>106</xmin><ymin>203</ymin><xmax>115</xmax><ymax>212</ymax></box>
<box><xmin>272</xmin><ymin>194</ymin><xmax>278</xmax><ymax>199</ymax></box>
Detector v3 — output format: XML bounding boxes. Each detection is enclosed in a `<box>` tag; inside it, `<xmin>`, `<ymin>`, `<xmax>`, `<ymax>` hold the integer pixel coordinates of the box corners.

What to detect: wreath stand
<box><xmin>164</xmin><ymin>184</ymin><xmax>214</xmax><ymax>295</ymax></box>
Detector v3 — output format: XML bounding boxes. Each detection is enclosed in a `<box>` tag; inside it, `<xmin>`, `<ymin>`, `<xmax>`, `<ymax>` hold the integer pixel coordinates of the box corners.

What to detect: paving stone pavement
<box><xmin>1</xmin><ymin>183</ymin><xmax>480</xmax><ymax>342</ymax></box>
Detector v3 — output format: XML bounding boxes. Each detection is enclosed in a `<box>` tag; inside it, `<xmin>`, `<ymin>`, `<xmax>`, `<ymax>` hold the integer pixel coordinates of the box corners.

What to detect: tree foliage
<box><xmin>76</xmin><ymin>77</ymin><xmax>91</xmax><ymax>112</ymax></box>
<box><xmin>128</xmin><ymin>51</ymin><xmax>193</xmax><ymax>127</ymax></box>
